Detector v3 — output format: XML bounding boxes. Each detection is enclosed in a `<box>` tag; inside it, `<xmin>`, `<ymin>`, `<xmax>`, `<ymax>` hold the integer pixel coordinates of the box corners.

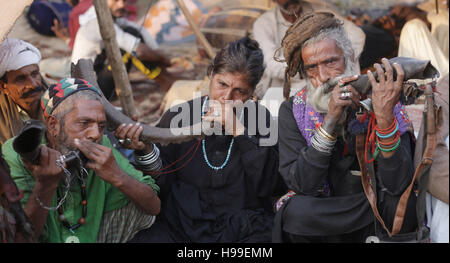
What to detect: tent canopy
<box><xmin>0</xmin><ymin>0</ymin><xmax>32</xmax><ymax>43</ymax></box>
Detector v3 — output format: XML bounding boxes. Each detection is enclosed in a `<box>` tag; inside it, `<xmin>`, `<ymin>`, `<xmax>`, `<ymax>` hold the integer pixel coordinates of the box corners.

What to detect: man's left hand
<box><xmin>74</xmin><ymin>139</ymin><xmax>123</xmax><ymax>183</ymax></box>
<box><xmin>368</xmin><ymin>58</ymin><xmax>404</xmax><ymax>129</ymax></box>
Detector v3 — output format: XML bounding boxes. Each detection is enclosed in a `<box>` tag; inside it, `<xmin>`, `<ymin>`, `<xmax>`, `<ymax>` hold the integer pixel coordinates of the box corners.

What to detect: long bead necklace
<box><xmin>57</xmin><ymin>167</ymin><xmax>88</xmax><ymax>234</ymax></box>
<box><xmin>201</xmin><ymin>96</ymin><xmax>243</xmax><ymax>171</ymax></box>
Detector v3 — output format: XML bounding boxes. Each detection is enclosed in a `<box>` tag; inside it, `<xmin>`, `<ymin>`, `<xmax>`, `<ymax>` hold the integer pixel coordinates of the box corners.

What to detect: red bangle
<box><xmin>375</xmin><ymin>117</ymin><xmax>397</xmax><ymax>135</ymax></box>
<box><xmin>377</xmin><ymin>131</ymin><xmax>400</xmax><ymax>147</ymax></box>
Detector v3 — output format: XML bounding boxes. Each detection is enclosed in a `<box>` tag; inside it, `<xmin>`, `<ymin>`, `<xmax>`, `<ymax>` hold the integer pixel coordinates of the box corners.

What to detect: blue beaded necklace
<box><xmin>201</xmin><ymin>96</ymin><xmax>243</xmax><ymax>171</ymax></box>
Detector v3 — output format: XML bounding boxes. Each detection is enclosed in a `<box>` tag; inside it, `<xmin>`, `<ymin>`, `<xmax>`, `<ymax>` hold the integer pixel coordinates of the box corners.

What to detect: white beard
<box><xmin>305</xmin><ymin>60</ymin><xmax>359</xmax><ymax>114</ymax></box>
<box><xmin>305</xmin><ymin>60</ymin><xmax>359</xmax><ymax>127</ymax></box>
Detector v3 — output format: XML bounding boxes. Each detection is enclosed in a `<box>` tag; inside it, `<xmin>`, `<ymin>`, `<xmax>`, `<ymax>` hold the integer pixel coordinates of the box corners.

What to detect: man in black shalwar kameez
<box><xmin>273</xmin><ymin>12</ymin><xmax>418</xmax><ymax>242</ymax></box>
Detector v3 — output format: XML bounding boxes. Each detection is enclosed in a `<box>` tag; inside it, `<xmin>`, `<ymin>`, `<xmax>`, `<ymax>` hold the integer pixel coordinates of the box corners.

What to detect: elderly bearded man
<box><xmin>273</xmin><ymin>12</ymin><xmax>418</xmax><ymax>243</ymax></box>
<box><xmin>252</xmin><ymin>0</ymin><xmax>365</xmax><ymax>99</ymax></box>
<box><xmin>1</xmin><ymin>78</ymin><xmax>161</xmax><ymax>242</ymax></box>
<box><xmin>0</xmin><ymin>39</ymin><xmax>48</xmax><ymax>145</ymax></box>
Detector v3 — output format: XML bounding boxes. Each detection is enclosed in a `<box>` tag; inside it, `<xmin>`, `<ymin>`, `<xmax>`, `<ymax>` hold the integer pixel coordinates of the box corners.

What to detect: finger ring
<box><xmin>118</xmin><ymin>138</ymin><xmax>132</xmax><ymax>146</ymax></box>
<box><xmin>213</xmin><ymin>110</ymin><xmax>220</xmax><ymax>117</ymax></box>
<box><xmin>340</xmin><ymin>92</ymin><xmax>348</xmax><ymax>99</ymax></box>
<box><xmin>339</xmin><ymin>81</ymin><xmax>345</xmax><ymax>88</ymax></box>
<box><xmin>346</xmin><ymin>92</ymin><xmax>352</xmax><ymax>98</ymax></box>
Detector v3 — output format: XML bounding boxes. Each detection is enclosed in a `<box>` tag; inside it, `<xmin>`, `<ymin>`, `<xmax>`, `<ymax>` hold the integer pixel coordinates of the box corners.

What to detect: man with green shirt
<box><xmin>1</xmin><ymin>78</ymin><xmax>161</xmax><ymax>242</ymax></box>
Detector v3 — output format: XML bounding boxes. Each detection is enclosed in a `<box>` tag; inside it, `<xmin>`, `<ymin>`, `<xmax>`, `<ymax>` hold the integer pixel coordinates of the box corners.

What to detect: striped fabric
<box><xmin>97</xmin><ymin>201</ymin><xmax>155</xmax><ymax>243</ymax></box>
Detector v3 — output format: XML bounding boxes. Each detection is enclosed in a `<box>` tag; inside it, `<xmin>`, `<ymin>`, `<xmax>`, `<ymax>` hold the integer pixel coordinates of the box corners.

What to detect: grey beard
<box><xmin>305</xmin><ymin>61</ymin><xmax>359</xmax><ymax>114</ymax></box>
<box><xmin>57</xmin><ymin>132</ymin><xmax>77</xmax><ymax>156</ymax></box>
<box><xmin>305</xmin><ymin>61</ymin><xmax>359</xmax><ymax>126</ymax></box>
<box><xmin>57</xmin><ymin>132</ymin><xmax>83</xmax><ymax>189</ymax></box>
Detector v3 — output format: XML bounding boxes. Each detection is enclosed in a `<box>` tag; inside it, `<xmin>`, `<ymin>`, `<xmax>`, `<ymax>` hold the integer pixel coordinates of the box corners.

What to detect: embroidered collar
<box><xmin>292</xmin><ymin>89</ymin><xmax>324</xmax><ymax>146</ymax></box>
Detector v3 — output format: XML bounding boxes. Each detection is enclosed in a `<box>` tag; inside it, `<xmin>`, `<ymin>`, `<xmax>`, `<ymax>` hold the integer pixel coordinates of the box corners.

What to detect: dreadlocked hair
<box><xmin>280</xmin><ymin>12</ymin><xmax>342</xmax><ymax>99</ymax></box>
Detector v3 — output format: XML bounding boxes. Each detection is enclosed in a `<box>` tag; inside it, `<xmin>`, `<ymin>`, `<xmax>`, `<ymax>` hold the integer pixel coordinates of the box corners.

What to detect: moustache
<box><xmin>320</xmin><ymin>77</ymin><xmax>342</xmax><ymax>93</ymax></box>
<box><xmin>21</xmin><ymin>86</ymin><xmax>45</xmax><ymax>99</ymax></box>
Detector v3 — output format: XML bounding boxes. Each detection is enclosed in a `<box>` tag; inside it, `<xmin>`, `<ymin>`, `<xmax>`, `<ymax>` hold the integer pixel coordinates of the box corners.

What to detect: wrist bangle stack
<box><xmin>311</xmin><ymin>126</ymin><xmax>337</xmax><ymax>155</ymax></box>
<box><xmin>317</xmin><ymin>126</ymin><xmax>337</xmax><ymax>141</ymax></box>
<box><xmin>373</xmin><ymin>118</ymin><xmax>401</xmax><ymax>159</ymax></box>
<box><xmin>134</xmin><ymin>144</ymin><xmax>162</xmax><ymax>171</ymax></box>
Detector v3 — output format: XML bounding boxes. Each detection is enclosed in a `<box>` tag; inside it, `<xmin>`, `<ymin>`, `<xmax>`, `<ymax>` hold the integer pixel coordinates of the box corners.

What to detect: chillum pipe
<box><xmin>328</xmin><ymin>57</ymin><xmax>440</xmax><ymax>95</ymax></box>
<box><xmin>12</xmin><ymin>119</ymin><xmax>46</xmax><ymax>165</ymax></box>
<box><xmin>71</xmin><ymin>59</ymin><xmax>202</xmax><ymax>145</ymax></box>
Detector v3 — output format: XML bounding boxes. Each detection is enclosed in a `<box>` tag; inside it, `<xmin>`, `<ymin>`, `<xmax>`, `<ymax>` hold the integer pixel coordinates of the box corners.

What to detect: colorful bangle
<box><xmin>376</xmin><ymin>122</ymin><xmax>399</xmax><ymax>139</ymax></box>
<box><xmin>377</xmin><ymin>131</ymin><xmax>400</xmax><ymax>147</ymax></box>
<box><xmin>375</xmin><ymin>117</ymin><xmax>397</xmax><ymax>133</ymax></box>
<box><xmin>377</xmin><ymin>138</ymin><xmax>401</xmax><ymax>152</ymax></box>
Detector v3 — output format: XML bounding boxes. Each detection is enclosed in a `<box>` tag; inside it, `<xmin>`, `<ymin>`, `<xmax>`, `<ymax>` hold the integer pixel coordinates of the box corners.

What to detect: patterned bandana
<box><xmin>41</xmin><ymin>78</ymin><xmax>101</xmax><ymax>119</ymax></box>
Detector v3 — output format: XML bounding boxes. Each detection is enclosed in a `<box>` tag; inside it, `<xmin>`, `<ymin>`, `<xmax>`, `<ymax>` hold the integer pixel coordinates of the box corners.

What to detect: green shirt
<box><xmin>1</xmin><ymin>135</ymin><xmax>159</xmax><ymax>243</ymax></box>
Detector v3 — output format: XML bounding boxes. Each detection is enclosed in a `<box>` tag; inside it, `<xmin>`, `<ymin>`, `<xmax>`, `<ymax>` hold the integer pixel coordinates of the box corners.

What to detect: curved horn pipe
<box><xmin>329</xmin><ymin>57</ymin><xmax>440</xmax><ymax>95</ymax></box>
<box><xmin>71</xmin><ymin>59</ymin><xmax>202</xmax><ymax>145</ymax></box>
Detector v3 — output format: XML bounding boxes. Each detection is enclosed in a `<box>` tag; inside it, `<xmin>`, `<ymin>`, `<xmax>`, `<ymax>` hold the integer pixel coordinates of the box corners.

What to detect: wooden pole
<box><xmin>175</xmin><ymin>0</ymin><xmax>215</xmax><ymax>59</ymax></box>
<box><xmin>93</xmin><ymin>0</ymin><xmax>137</xmax><ymax>117</ymax></box>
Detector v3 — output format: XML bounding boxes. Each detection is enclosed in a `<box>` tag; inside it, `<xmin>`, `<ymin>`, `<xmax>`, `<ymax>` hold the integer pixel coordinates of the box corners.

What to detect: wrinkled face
<box><xmin>54</xmin><ymin>99</ymin><xmax>106</xmax><ymax>154</ymax></box>
<box><xmin>301</xmin><ymin>38</ymin><xmax>346</xmax><ymax>89</ymax></box>
<box><xmin>0</xmin><ymin>64</ymin><xmax>44</xmax><ymax>113</ymax></box>
<box><xmin>107</xmin><ymin>0</ymin><xmax>127</xmax><ymax>18</ymax></box>
<box><xmin>209</xmin><ymin>72</ymin><xmax>253</xmax><ymax>104</ymax></box>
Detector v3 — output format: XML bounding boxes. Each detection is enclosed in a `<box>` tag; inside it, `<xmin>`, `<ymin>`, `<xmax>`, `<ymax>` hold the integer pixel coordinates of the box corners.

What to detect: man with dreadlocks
<box><xmin>273</xmin><ymin>12</ymin><xmax>418</xmax><ymax>242</ymax></box>
<box><xmin>252</xmin><ymin>0</ymin><xmax>365</xmax><ymax>99</ymax></box>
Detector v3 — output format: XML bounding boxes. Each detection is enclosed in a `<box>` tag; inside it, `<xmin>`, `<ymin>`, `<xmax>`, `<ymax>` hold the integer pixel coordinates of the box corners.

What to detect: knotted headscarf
<box><xmin>280</xmin><ymin>12</ymin><xmax>342</xmax><ymax>99</ymax></box>
<box><xmin>0</xmin><ymin>38</ymin><xmax>42</xmax><ymax>78</ymax></box>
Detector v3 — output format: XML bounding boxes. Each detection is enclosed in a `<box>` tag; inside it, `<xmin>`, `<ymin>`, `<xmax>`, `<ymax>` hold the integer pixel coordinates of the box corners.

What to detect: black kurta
<box><xmin>130</xmin><ymin>97</ymin><xmax>285</xmax><ymax>243</ymax></box>
<box><xmin>273</xmin><ymin>97</ymin><xmax>418</xmax><ymax>242</ymax></box>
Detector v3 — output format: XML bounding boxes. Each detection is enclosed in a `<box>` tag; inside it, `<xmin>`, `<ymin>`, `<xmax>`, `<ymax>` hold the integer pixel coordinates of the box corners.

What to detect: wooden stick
<box><xmin>93</xmin><ymin>0</ymin><xmax>137</xmax><ymax>117</ymax></box>
<box><xmin>175</xmin><ymin>0</ymin><xmax>215</xmax><ymax>59</ymax></box>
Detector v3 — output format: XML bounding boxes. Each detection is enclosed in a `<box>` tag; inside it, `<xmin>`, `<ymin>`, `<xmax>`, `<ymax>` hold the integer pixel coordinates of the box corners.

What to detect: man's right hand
<box><xmin>23</xmin><ymin>145</ymin><xmax>63</xmax><ymax>188</ymax></box>
<box><xmin>22</xmin><ymin>145</ymin><xmax>64</xmax><ymax>238</ymax></box>
<box><xmin>322</xmin><ymin>75</ymin><xmax>360</xmax><ymax>134</ymax></box>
